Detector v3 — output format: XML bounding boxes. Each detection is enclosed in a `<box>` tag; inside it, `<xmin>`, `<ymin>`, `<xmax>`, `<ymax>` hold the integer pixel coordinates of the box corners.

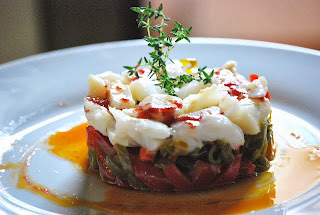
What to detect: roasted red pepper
<box><xmin>163</xmin><ymin>164</ymin><xmax>193</xmax><ymax>192</ymax></box>
<box><xmin>211</xmin><ymin>154</ymin><xmax>242</xmax><ymax>187</ymax></box>
<box><xmin>86</xmin><ymin>126</ymin><xmax>116</xmax><ymax>155</ymax></box>
<box><xmin>139</xmin><ymin>147</ymin><xmax>157</xmax><ymax>162</ymax></box>
<box><xmin>249</xmin><ymin>74</ymin><xmax>271</xmax><ymax>101</ymax></box>
<box><xmin>249</xmin><ymin>74</ymin><xmax>259</xmax><ymax>82</ymax></box>
<box><xmin>131</xmin><ymin>152</ymin><xmax>173</xmax><ymax>191</ymax></box>
<box><xmin>238</xmin><ymin>158</ymin><xmax>256</xmax><ymax>177</ymax></box>
<box><xmin>190</xmin><ymin>160</ymin><xmax>218</xmax><ymax>189</ymax></box>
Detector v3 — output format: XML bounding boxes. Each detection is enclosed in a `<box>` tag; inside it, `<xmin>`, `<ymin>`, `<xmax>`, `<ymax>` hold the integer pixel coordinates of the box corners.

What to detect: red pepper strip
<box><xmin>139</xmin><ymin>147</ymin><xmax>157</xmax><ymax>162</ymax></box>
<box><xmin>131</xmin><ymin>152</ymin><xmax>173</xmax><ymax>191</ymax></box>
<box><xmin>211</xmin><ymin>154</ymin><xmax>242</xmax><ymax>187</ymax></box>
<box><xmin>97</xmin><ymin>153</ymin><xmax>117</xmax><ymax>183</ymax></box>
<box><xmin>249</xmin><ymin>74</ymin><xmax>259</xmax><ymax>82</ymax></box>
<box><xmin>266</xmin><ymin>91</ymin><xmax>271</xmax><ymax>100</ymax></box>
<box><xmin>86</xmin><ymin>126</ymin><xmax>96</xmax><ymax>149</ymax></box>
<box><xmin>87</xmin><ymin>126</ymin><xmax>116</xmax><ymax>156</ymax></box>
<box><xmin>238</xmin><ymin>158</ymin><xmax>256</xmax><ymax>177</ymax></box>
<box><xmin>93</xmin><ymin>138</ymin><xmax>117</xmax><ymax>183</ymax></box>
<box><xmin>190</xmin><ymin>160</ymin><xmax>218</xmax><ymax>189</ymax></box>
<box><xmin>87</xmin><ymin>126</ymin><xmax>125</xmax><ymax>185</ymax></box>
<box><xmin>163</xmin><ymin>164</ymin><xmax>193</xmax><ymax>192</ymax></box>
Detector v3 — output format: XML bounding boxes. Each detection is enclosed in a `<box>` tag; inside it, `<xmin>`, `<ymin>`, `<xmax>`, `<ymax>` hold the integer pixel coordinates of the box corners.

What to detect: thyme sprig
<box><xmin>124</xmin><ymin>2</ymin><xmax>214</xmax><ymax>95</ymax></box>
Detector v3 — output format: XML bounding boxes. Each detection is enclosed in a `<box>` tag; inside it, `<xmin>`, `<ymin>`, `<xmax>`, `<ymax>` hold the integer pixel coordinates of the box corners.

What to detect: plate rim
<box><xmin>0</xmin><ymin>37</ymin><xmax>319</xmax><ymax>71</ymax></box>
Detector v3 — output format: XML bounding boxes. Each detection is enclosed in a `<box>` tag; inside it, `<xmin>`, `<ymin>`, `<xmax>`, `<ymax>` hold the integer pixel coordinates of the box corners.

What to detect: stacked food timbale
<box><xmin>84</xmin><ymin>59</ymin><xmax>275</xmax><ymax>191</ymax></box>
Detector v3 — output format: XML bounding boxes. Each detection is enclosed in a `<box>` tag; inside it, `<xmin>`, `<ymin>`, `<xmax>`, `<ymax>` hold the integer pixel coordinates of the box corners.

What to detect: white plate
<box><xmin>1</xmin><ymin>38</ymin><xmax>320</xmax><ymax>214</ymax></box>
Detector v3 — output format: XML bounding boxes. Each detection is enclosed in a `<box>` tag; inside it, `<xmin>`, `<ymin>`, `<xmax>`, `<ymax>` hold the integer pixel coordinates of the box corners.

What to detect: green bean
<box><xmin>208</xmin><ymin>144</ymin><xmax>221</xmax><ymax>165</ymax></box>
<box><xmin>106</xmin><ymin>146</ymin><xmax>148</xmax><ymax>190</ymax></box>
<box><xmin>106</xmin><ymin>154</ymin><xmax>127</xmax><ymax>179</ymax></box>
<box><xmin>88</xmin><ymin>149</ymin><xmax>99</xmax><ymax>171</ymax></box>
<box><xmin>114</xmin><ymin>144</ymin><xmax>134</xmax><ymax>174</ymax></box>
<box><xmin>220</xmin><ymin>144</ymin><xmax>235</xmax><ymax>164</ymax></box>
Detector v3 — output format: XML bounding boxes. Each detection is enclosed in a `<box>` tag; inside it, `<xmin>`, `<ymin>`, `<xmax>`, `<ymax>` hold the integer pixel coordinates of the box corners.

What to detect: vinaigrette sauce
<box><xmin>47</xmin><ymin>123</ymin><xmax>89</xmax><ymax>170</ymax></box>
<box><xmin>1</xmin><ymin>123</ymin><xmax>320</xmax><ymax>214</ymax></box>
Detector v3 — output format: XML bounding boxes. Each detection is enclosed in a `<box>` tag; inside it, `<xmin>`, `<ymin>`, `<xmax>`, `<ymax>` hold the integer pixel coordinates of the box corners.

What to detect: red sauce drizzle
<box><xmin>116</xmin><ymin>86</ymin><xmax>123</xmax><ymax>91</ymax></box>
<box><xmin>214</xmin><ymin>68</ymin><xmax>222</xmax><ymax>75</ymax></box>
<box><xmin>136</xmin><ymin>106</ymin><xmax>176</xmax><ymax>126</ymax></box>
<box><xmin>131</xmin><ymin>76</ymin><xmax>138</xmax><ymax>81</ymax></box>
<box><xmin>175</xmin><ymin>115</ymin><xmax>203</xmax><ymax>129</ymax></box>
<box><xmin>136</xmin><ymin>101</ymin><xmax>183</xmax><ymax>126</ymax></box>
<box><xmin>169</xmin><ymin>99</ymin><xmax>183</xmax><ymax>109</ymax></box>
<box><xmin>138</xmin><ymin>69</ymin><xmax>145</xmax><ymax>74</ymax></box>
<box><xmin>86</xmin><ymin>97</ymin><xmax>109</xmax><ymax>109</ymax></box>
<box><xmin>121</xmin><ymin>98</ymin><xmax>129</xmax><ymax>103</ymax></box>
<box><xmin>129</xmin><ymin>69</ymin><xmax>146</xmax><ymax>82</ymax></box>
<box><xmin>224</xmin><ymin>82</ymin><xmax>246</xmax><ymax>100</ymax></box>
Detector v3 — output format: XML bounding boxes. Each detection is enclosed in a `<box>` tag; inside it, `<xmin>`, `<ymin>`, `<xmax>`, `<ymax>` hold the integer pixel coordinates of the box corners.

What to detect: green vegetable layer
<box><xmin>240</xmin><ymin>118</ymin><xmax>274</xmax><ymax>172</ymax></box>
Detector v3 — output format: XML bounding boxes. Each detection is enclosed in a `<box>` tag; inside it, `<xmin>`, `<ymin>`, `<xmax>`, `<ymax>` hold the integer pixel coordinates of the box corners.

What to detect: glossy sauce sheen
<box><xmin>3</xmin><ymin>123</ymin><xmax>320</xmax><ymax>214</ymax></box>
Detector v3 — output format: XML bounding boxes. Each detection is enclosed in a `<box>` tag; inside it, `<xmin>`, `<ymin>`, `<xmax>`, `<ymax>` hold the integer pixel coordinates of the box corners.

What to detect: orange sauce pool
<box><xmin>2</xmin><ymin>123</ymin><xmax>320</xmax><ymax>214</ymax></box>
<box><xmin>48</xmin><ymin>123</ymin><xmax>89</xmax><ymax>170</ymax></box>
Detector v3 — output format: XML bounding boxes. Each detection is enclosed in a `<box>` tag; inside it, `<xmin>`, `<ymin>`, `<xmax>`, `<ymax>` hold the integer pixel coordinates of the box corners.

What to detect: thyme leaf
<box><xmin>124</xmin><ymin>2</ymin><xmax>212</xmax><ymax>95</ymax></box>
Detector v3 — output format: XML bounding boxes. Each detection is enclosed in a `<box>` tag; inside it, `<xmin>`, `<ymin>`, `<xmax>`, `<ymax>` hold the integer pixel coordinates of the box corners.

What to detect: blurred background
<box><xmin>0</xmin><ymin>0</ymin><xmax>319</xmax><ymax>64</ymax></box>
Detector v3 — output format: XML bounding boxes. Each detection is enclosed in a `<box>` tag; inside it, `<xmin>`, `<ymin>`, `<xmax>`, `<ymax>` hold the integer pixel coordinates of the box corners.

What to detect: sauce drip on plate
<box><xmin>1</xmin><ymin>123</ymin><xmax>320</xmax><ymax>214</ymax></box>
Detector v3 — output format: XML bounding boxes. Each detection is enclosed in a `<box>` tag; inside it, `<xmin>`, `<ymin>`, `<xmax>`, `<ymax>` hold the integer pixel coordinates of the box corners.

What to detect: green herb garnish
<box><xmin>124</xmin><ymin>2</ymin><xmax>214</xmax><ymax>95</ymax></box>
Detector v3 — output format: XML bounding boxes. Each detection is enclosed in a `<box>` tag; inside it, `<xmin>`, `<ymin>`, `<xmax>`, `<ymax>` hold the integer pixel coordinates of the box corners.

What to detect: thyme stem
<box><xmin>125</xmin><ymin>2</ymin><xmax>213</xmax><ymax>95</ymax></box>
